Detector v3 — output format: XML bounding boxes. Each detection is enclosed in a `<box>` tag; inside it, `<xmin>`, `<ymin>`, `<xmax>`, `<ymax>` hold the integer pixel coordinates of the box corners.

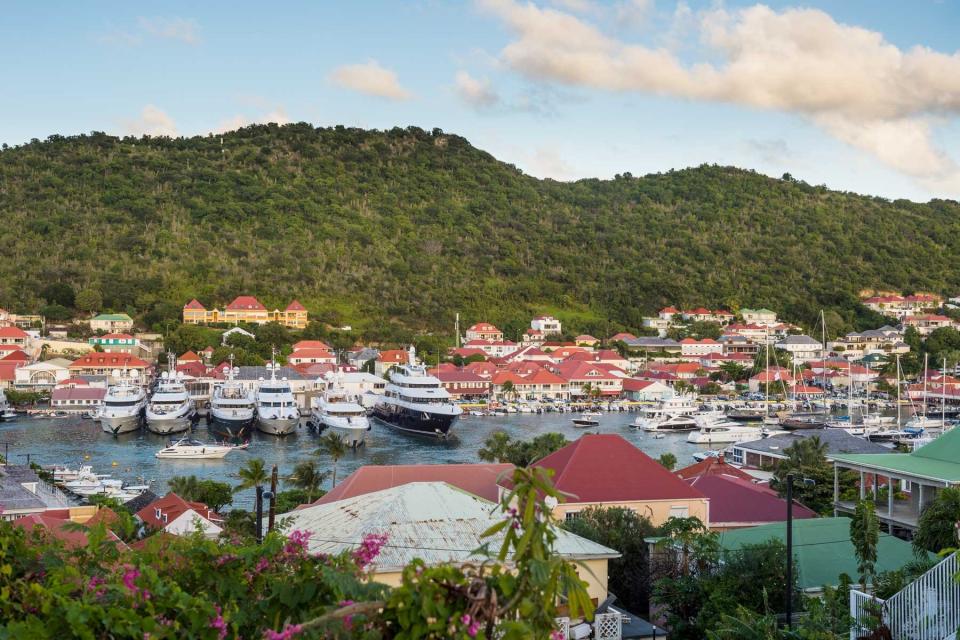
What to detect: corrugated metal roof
<box><xmin>280</xmin><ymin>482</ymin><xmax>618</xmax><ymax>571</ymax></box>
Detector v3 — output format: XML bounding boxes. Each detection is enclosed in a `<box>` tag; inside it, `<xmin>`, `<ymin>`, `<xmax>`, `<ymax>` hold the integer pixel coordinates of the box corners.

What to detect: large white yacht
<box><xmin>100</xmin><ymin>370</ymin><xmax>147</xmax><ymax>435</ymax></box>
<box><xmin>371</xmin><ymin>347</ymin><xmax>462</xmax><ymax>438</ymax></box>
<box><xmin>155</xmin><ymin>437</ymin><xmax>240</xmax><ymax>460</ymax></box>
<box><xmin>255</xmin><ymin>360</ymin><xmax>300</xmax><ymax>437</ymax></box>
<box><xmin>146</xmin><ymin>367</ymin><xmax>196</xmax><ymax>435</ymax></box>
<box><xmin>209</xmin><ymin>362</ymin><xmax>255</xmax><ymax>439</ymax></box>
<box><xmin>686</xmin><ymin>415</ymin><xmax>767</xmax><ymax>444</ymax></box>
<box><xmin>0</xmin><ymin>388</ymin><xmax>15</xmax><ymax>421</ymax></box>
<box><xmin>312</xmin><ymin>370</ymin><xmax>370</xmax><ymax>447</ymax></box>
<box><xmin>633</xmin><ymin>395</ymin><xmax>702</xmax><ymax>432</ymax></box>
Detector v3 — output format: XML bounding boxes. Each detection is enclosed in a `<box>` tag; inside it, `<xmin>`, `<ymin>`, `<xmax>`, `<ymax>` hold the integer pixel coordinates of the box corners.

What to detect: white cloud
<box><xmin>329</xmin><ymin>61</ymin><xmax>413</xmax><ymax>101</ymax></box>
<box><xmin>137</xmin><ymin>17</ymin><xmax>201</xmax><ymax>45</ymax></box>
<box><xmin>549</xmin><ymin>0</ymin><xmax>596</xmax><ymax>13</ymax></box>
<box><xmin>478</xmin><ymin>0</ymin><xmax>960</xmax><ymax>195</ymax></box>
<box><xmin>454</xmin><ymin>71</ymin><xmax>500</xmax><ymax>108</ymax></box>
<box><xmin>615</xmin><ymin>0</ymin><xmax>654</xmax><ymax>28</ymax></box>
<box><xmin>527</xmin><ymin>147</ymin><xmax>578</xmax><ymax>179</ymax></box>
<box><xmin>213</xmin><ymin>107</ymin><xmax>292</xmax><ymax>133</ymax></box>
<box><xmin>122</xmin><ymin>105</ymin><xmax>178</xmax><ymax>137</ymax></box>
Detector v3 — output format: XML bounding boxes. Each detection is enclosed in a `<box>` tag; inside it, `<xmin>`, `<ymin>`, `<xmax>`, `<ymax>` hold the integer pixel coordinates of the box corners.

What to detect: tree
<box><xmin>564</xmin><ymin>506</ymin><xmax>656</xmax><ymax>614</ymax></box>
<box><xmin>719</xmin><ymin>361</ymin><xmax>749</xmax><ymax>382</ymax></box>
<box><xmin>850</xmin><ymin>499</ymin><xmax>880</xmax><ymax>588</ymax></box>
<box><xmin>315</xmin><ymin>432</ymin><xmax>347</xmax><ymax>486</ymax></box>
<box><xmin>770</xmin><ymin>436</ymin><xmax>835</xmax><ymax>514</ymax></box>
<box><xmin>74</xmin><ymin>288</ymin><xmax>103</xmax><ymax>314</ymax></box>
<box><xmin>500</xmin><ymin>379</ymin><xmax>515</xmax><ymax>402</ymax></box>
<box><xmin>234</xmin><ymin>458</ymin><xmax>269</xmax><ymax>493</ymax></box>
<box><xmin>687</xmin><ymin>321</ymin><xmax>722</xmax><ymax>340</ymax></box>
<box><xmin>286</xmin><ymin>460</ymin><xmax>329</xmax><ymax>503</ymax></box>
<box><xmin>167</xmin><ymin>476</ymin><xmax>233</xmax><ymax>511</ymax></box>
<box><xmin>41</xmin><ymin>282</ymin><xmax>75</xmax><ymax>308</ymax></box>
<box><xmin>477</xmin><ymin>431</ymin><xmax>568</xmax><ymax>467</ymax></box>
<box><xmin>913</xmin><ymin>486</ymin><xmax>960</xmax><ymax>554</ymax></box>
<box><xmin>658</xmin><ymin>452</ymin><xmax>677</xmax><ymax>471</ymax></box>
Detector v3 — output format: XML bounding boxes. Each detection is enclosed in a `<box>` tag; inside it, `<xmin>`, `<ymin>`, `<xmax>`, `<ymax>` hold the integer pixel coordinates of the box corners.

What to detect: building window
<box><xmin>669</xmin><ymin>505</ymin><xmax>689</xmax><ymax>519</ymax></box>
<box><xmin>564</xmin><ymin>511</ymin><xmax>581</xmax><ymax>522</ymax></box>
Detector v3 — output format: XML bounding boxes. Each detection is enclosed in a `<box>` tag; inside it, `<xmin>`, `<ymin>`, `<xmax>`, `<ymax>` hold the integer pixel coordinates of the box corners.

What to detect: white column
<box><xmin>888</xmin><ymin>476</ymin><xmax>894</xmax><ymax>517</ymax></box>
<box><xmin>860</xmin><ymin>470</ymin><xmax>865</xmax><ymax>500</ymax></box>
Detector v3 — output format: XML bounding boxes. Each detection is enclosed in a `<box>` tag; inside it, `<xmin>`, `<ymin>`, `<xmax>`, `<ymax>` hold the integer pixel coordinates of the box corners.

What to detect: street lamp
<box><xmin>785</xmin><ymin>473</ymin><xmax>815</xmax><ymax>629</ymax></box>
<box><xmin>255</xmin><ymin>487</ymin><xmax>275</xmax><ymax>544</ymax></box>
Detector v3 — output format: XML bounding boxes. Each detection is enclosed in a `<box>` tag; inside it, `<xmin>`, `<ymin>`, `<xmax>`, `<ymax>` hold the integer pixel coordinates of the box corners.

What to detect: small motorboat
<box><xmin>572</xmin><ymin>414</ymin><xmax>600</xmax><ymax>428</ymax></box>
<box><xmin>155</xmin><ymin>437</ymin><xmax>239</xmax><ymax>460</ymax></box>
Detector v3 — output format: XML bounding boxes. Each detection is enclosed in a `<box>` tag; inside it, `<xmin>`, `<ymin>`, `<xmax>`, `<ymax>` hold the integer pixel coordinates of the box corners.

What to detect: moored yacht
<box><xmin>155</xmin><ymin>437</ymin><xmax>240</xmax><ymax>460</ymax></box>
<box><xmin>100</xmin><ymin>370</ymin><xmax>147</xmax><ymax>435</ymax></box>
<box><xmin>255</xmin><ymin>360</ymin><xmax>300</xmax><ymax>436</ymax></box>
<box><xmin>371</xmin><ymin>346</ymin><xmax>461</xmax><ymax>438</ymax></box>
<box><xmin>146</xmin><ymin>368</ymin><xmax>196</xmax><ymax>435</ymax></box>
<box><xmin>0</xmin><ymin>388</ymin><xmax>15</xmax><ymax>421</ymax></box>
<box><xmin>209</xmin><ymin>362</ymin><xmax>256</xmax><ymax>439</ymax></box>
<box><xmin>312</xmin><ymin>371</ymin><xmax>370</xmax><ymax>447</ymax></box>
<box><xmin>686</xmin><ymin>415</ymin><xmax>765</xmax><ymax>444</ymax></box>
<box><xmin>632</xmin><ymin>395</ymin><xmax>700</xmax><ymax>431</ymax></box>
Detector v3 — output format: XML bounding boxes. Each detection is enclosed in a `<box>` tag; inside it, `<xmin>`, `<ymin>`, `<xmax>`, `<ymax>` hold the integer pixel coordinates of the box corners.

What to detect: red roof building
<box><xmin>178</xmin><ymin>350</ymin><xmax>202</xmax><ymax>363</ymax></box>
<box><xmin>675</xmin><ymin>455</ymin><xmax>755</xmax><ymax>481</ymax></box>
<box><xmin>0</xmin><ymin>326</ymin><xmax>29</xmax><ymax>345</ymax></box>
<box><xmin>610</xmin><ymin>332</ymin><xmax>637</xmax><ymax>342</ymax></box>
<box><xmin>525</xmin><ymin>434</ymin><xmax>709</xmax><ymax>526</ymax></box>
<box><xmin>286</xmin><ymin>300</ymin><xmax>306</xmax><ymax>311</ymax></box>
<box><xmin>465</xmin><ymin>322</ymin><xmax>504</xmax><ymax>342</ymax></box>
<box><xmin>183</xmin><ymin>299</ymin><xmax>206</xmax><ymax>310</ymax></box>
<box><xmin>684</xmin><ymin>473</ymin><xmax>817</xmax><ymax>530</ymax></box>
<box><xmin>0</xmin><ymin>350</ymin><xmax>29</xmax><ymax>362</ymax></box>
<box><xmin>12</xmin><ymin>513</ymin><xmax>124</xmax><ymax>549</ymax></box>
<box><xmin>430</xmin><ymin>368</ymin><xmax>491</xmax><ymax>398</ymax></box>
<box><xmin>136</xmin><ymin>493</ymin><xmax>223</xmax><ymax>538</ymax></box>
<box><xmin>226</xmin><ymin>296</ymin><xmax>267</xmax><ymax>311</ymax></box>
<box><xmin>304</xmin><ymin>463</ymin><xmax>514</xmax><ymax>508</ymax></box>
<box><xmin>288</xmin><ymin>348</ymin><xmax>336</xmax><ymax>365</ymax></box>
<box><xmin>292</xmin><ymin>340</ymin><xmax>331</xmax><ymax>351</ymax></box>
<box><xmin>69</xmin><ymin>353</ymin><xmax>149</xmax><ymax>378</ymax></box>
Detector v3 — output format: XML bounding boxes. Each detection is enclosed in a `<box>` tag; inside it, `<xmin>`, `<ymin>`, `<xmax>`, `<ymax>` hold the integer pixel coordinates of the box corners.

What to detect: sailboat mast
<box><xmin>922</xmin><ymin>353</ymin><xmax>929</xmax><ymax>417</ymax></box>
<box><xmin>764</xmin><ymin>329</ymin><xmax>770</xmax><ymax>419</ymax></box>
<box><xmin>943</xmin><ymin>356</ymin><xmax>947</xmax><ymax>427</ymax></box>
<box><xmin>895</xmin><ymin>353</ymin><xmax>902</xmax><ymax>427</ymax></box>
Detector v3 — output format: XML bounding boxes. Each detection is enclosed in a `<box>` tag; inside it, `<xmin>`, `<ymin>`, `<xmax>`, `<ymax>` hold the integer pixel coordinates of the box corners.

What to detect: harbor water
<box><xmin>0</xmin><ymin>412</ymin><xmax>712</xmax><ymax>509</ymax></box>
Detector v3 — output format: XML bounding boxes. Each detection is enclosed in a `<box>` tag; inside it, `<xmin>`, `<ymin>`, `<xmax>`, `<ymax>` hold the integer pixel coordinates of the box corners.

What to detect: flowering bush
<box><xmin>0</xmin><ymin>467</ymin><xmax>592</xmax><ymax>639</ymax></box>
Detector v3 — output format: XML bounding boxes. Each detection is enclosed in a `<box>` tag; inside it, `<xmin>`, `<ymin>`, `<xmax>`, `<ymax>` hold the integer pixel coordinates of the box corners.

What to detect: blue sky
<box><xmin>3</xmin><ymin>0</ymin><xmax>959</xmax><ymax>201</ymax></box>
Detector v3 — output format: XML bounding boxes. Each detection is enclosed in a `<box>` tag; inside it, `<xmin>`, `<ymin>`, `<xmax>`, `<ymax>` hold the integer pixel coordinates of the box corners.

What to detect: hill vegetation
<box><xmin>2</xmin><ymin>123</ymin><xmax>959</xmax><ymax>341</ymax></box>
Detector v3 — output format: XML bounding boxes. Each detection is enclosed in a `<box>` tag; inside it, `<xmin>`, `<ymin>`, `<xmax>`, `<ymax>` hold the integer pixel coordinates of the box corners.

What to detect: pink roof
<box><xmin>51</xmin><ymin>387</ymin><xmax>106</xmax><ymax>402</ymax></box>
<box><xmin>292</xmin><ymin>340</ymin><xmax>331</xmax><ymax>351</ymax></box>
<box><xmin>69</xmin><ymin>353</ymin><xmax>148</xmax><ymax>369</ymax></box>
<box><xmin>905</xmin><ymin>314</ymin><xmax>950</xmax><ymax>322</ymax></box>
<box><xmin>57</xmin><ymin>377</ymin><xmax>90</xmax><ymax>386</ymax></box>
<box><xmin>183</xmin><ymin>299</ymin><xmax>206</xmax><ymax>310</ymax></box>
<box><xmin>285</xmin><ymin>300</ymin><xmax>306</xmax><ymax>311</ymax></box>
<box><xmin>289</xmin><ymin>348</ymin><xmax>335</xmax><ymax>359</ymax></box>
<box><xmin>530</xmin><ymin>434</ymin><xmax>705</xmax><ymax>503</ymax></box>
<box><xmin>465</xmin><ymin>361</ymin><xmax>499</xmax><ymax>377</ymax></box>
<box><xmin>101</xmin><ymin>332</ymin><xmax>134</xmax><ymax>340</ymax></box>
<box><xmin>307</xmin><ymin>463</ymin><xmax>514</xmax><ymax>506</ymax></box>
<box><xmin>178</xmin><ymin>350</ymin><xmax>201</xmax><ymax>362</ymax></box>
<box><xmin>225</xmin><ymin>296</ymin><xmax>266</xmax><ymax>311</ymax></box>
<box><xmin>0</xmin><ymin>326</ymin><xmax>29</xmax><ymax>338</ymax></box>
<box><xmin>675</xmin><ymin>455</ymin><xmax>755</xmax><ymax>481</ymax></box>
<box><xmin>431</xmin><ymin>368</ymin><xmax>489</xmax><ymax>383</ymax></box>
<box><xmin>685</xmin><ymin>474</ymin><xmax>816</xmax><ymax>525</ymax></box>
<box><xmin>610</xmin><ymin>332</ymin><xmax>637</xmax><ymax>342</ymax></box>
<box><xmin>575</xmin><ymin>334</ymin><xmax>597</xmax><ymax>341</ymax></box>
<box><xmin>467</xmin><ymin>322</ymin><xmax>500</xmax><ymax>332</ymax></box>
<box><xmin>552</xmin><ymin>360</ymin><xmax>619</xmax><ymax>381</ymax></box>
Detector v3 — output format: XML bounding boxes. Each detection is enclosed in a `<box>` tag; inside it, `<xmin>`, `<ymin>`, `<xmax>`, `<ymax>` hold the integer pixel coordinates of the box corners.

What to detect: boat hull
<box><xmin>256</xmin><ymin>416</ymin><xmax>299</xmax><ymax>436</ymax></box>
<box><xmin>780</xmin><ymin>419</ymin><xmax>826</xmax><ymax>430</ymax></box>
<box><xmin>209</xmin><ymin>414</ymin><xmax>253</xmax><ymax>439</ymax></box>
<box><xmin>146</xmin><ymin>413</ymin><xmax>193</xmax><ymax>435</ymax></box>
<box><xmin>101</xmin><ymin>414</ymin><xmax>142</xmax><ymax>435</ymax></box>
<box><xmin>372</xmin><ymin>404</ymin><xmax>458</xmax><ymax>438</ymax></box>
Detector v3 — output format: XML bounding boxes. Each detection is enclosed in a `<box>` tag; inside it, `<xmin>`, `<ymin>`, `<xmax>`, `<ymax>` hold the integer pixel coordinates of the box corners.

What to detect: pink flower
<box><xmin>209</xmin><ymin>605</ymin><xmax>227</xmax><ymax>640</ymax></box>
<box><xmin>468</xmin><ymin>621</ymin><xmax>480</xmax><ymax>637</ymax></box>
<box><xmin>121</xmin><ymin>566</ymin><xmax>141</xmax><ymax>592</ymax></box>
<box><xmin>264</xmin><ymin>623</ymin><xmax>303</xmax><ymax>640</ymax></box>
<box><xmin>338</xmin><ymin>599</ymin><xmax>354</xmax><ymax>607</ymax></box>
<box><xmin>461</xmin><ymin>614</ymin><xmax>472</xmax><ymax>626</ymax></box>
<box><xmin>551</xmin><ymin>631</ymin><xmax>565</xmax><ymax>640</ymax></box>
<box><xmin>255</xmin><ymin>557</ymin><xmax>270</xmax><ymax>573</ymax></box>
<box><xmin>284</xmin><ymin>530</ymin><xmax>311</xmax><ymax>555</ymax></box>
<box><xmin>352</xmin><ymin>532</ymin><xmax>389</xmax><ymax>569</ymax></box>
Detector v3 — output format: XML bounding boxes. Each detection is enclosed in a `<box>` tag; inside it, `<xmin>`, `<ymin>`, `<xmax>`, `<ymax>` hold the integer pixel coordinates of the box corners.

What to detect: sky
<box><xmin>3</xmin><ymin>0</ymin><xmax>960</xmax><ymax>201</ymax></box>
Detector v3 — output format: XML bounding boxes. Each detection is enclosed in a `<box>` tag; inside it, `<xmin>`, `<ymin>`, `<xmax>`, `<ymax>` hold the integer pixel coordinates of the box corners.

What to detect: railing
<box><xmin>850</xmin><ymin>589</ymin><xmax>885</xmax><ymax>640</ymax></box>
<box><xmin>885</xmin><ymin>552</ymin><xmax>960</xmax><ymax>640</ymax></box>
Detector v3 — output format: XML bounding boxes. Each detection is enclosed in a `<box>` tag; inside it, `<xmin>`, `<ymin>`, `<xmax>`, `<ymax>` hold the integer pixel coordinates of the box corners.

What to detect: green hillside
<box><xmin>2</xmin><ymin>123</ymin><xmax>958</xmax><ymax>340</ymax></box>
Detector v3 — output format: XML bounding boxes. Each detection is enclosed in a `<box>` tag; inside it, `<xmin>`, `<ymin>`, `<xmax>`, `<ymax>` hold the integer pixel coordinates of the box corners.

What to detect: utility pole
<box><xmin>268</xmin><ymin>465</ymin><xmax>278</xmax><ymax>532</ymax></box>
<box><xmin>786</xmin><ymin>473</ymin><xmax>794</xmax><ymax>629</ymax></box>
<box><xmin>255</xmin><ymin>485</ymin><xmax>264</xmax><ymax>544</ymax></box>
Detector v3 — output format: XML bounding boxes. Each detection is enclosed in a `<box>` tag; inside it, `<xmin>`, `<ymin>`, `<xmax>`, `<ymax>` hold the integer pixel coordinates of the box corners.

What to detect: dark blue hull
<box><xmin>372</xmin><ymin>404</ymin><xmax>458</xmax><ymax>438</ymax></box>
<box><xmin>208</xmin><ymin>415</ymin><xmax>253</xmax><ymax>440</ymax></box>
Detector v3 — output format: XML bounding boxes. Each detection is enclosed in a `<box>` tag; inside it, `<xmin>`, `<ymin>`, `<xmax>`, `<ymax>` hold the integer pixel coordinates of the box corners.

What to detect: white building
<box><xmin>679</xmin><ymin>338</ymin><xmax>724</xmax><ymax>357</ymax></box>
<box><xmin>741</xmin><ymin>308</ymin><xmax>778</xmax><ymax>325</ymax></box>
<box><xmin>775</xmin><ymin>335</ymin><xmax>825</xmax><ymax>364</ymax></box>
<box><xmin>530</xmin><ymin>315</ymin><xmax>562</xmax><ymax>336</ymax></box>
<box><xmin>13</xmin><ymin>359</ymin><xmax>72</xmax><ymax>390</ymax></box>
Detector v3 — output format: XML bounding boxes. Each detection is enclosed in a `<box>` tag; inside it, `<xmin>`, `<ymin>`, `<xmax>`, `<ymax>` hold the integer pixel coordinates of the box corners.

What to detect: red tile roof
<box><xmin>225</xmin><ymin>296</ymin><xmax>266</xmax><ymax>311</ymax></box>
<box><xmin>51</xmin><ymin>387</ymin><xmax>106</xmax><ymax>402</ymax></box>
<box><xmin>622</xmin><ymin>378</ymin><xmax>658</xmax><ymax>392</ymax></box>
<box><xmin>0</xmin><ymin>362</ymin><xmax>21</xmax><ymax>381</ymax></box>
<box><xmin>0</xmin><ymin>350</ymin><xmax>28</xmax><ymax>362</ymax></box>
<box><xmin>610</xmin><ymin>332</ymin><xmax>637</xmax><ymax>342</ymax></box>
<box><xmin>430</xmin><ymin>368</ymin><xmax>489</xmax><ymax>383</ymax></box>
<box><xmin>136</xmin><ymin>493</ymin><xmax>221</xmax><ymax>530</ymax></box>
<box><xmin>449</xmin><ymin>348</ymin><xmax>488</xmax><ymax>359</ymax></box>
<box><xmin>531</xmin><ymin>434</ymin><xmax>705</xmax><ymax>503</ymax></box>
<box><xmin>0</xmin><ymin>326</ymin><xmax>29</xmax><ymax>339</ymax></box>
<box><xmin>12</xmin><ymin>514</ymin><xmax>120</xmax><ymax>549</ymax></box>
<box><xmin>660</xmin><ymin>306</ymin><xmax>679</xmax><ymax>314</ymax></box>
<box><xmin>69</xmin><ymin>353</ymin><xmax>149</xmax><ymax>369</ymax></box>
<box><xmin>685</xmin><ymin>474</ymin><xmax>816</xmax><ymax>525</ymax></box>
<box><xmin>575</xmin><ymin>335</ymin><xmax>598</xmax><ymax>342</ymax></box>
<box><xmin>101</xmin><ymin>333</ymin><xmax>134</xmax><ymax>340</ymax></box>
<box><xmin>467</xmin><ymin>322</ymin><xmax>500</xmax><ymax>332</ymax></box>
<box><xmin>306</xmin><ymin>463</ymin><xmax>514</xmax><ymax>507</ymax></box>
<box><xmin>175</xmin><ymin>361</ymin><xmax>208</xmax><ymax>378</ymax></box>
<box><xmin>292</xmin><ymin>340</ymin><xmax>331</xmax><ymax>351</ymax></box>
<box><xmin>183</xmin><ymin>299</ymin><xmax>206</xmax><ymax>310</ymax></box>
<box><xmin>289</xmin><ymin>348</ymin><xmax>335</xmax><ymax>360</ymax></box>
<box><xmin>285</xmin><ymin>300</ymin><xmax>306</xmax><ymax>311</ymax></box>
<box><xmin>178</xmin><ymin>350</ymin><xmax>201</xmax><ymax>362</ymax></box>
<box><xmin>675</xmin><ymin>455</ymin><xmax>755</xmax><ymax>481</ymax></box>
<box><xmin>524</xmin><ymin>369</ymin><xmax>567</xmax><ymax>384</ymax></box>
<box><xmin>378</xmin><ymin>349</ymin><xmax>408</xmax><ymax>363</ymax></box>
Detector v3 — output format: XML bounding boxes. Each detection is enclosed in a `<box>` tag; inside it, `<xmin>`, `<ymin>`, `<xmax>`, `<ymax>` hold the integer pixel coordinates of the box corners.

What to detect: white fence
<box><xmin>850</xmin><ymin>590</ymin><xmax>884</xmax><ymax>640</ymax></box>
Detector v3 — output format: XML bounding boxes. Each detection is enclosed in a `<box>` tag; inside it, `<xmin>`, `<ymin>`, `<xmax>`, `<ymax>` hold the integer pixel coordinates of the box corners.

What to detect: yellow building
<box><xmin>183</xmin><ymin>296</ymin><xmax>308</xmax><ymax>329</ymax></box>
<box><xmin>529</xmin><ymin>433</ymin><xmax>710</xmax><ymax>528</ymax></box>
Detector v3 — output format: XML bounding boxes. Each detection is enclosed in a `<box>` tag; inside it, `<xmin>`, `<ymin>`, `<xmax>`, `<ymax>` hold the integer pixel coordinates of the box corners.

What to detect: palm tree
<box><xmin>234</xmin><ymin>458</ymin><xmax>269</xmax><ymax>493</ymax></box>
<box><xmin>581</xmin><ymin>382</ymin><xmax>592</xmax><ymax>401</ymax></box>
<box><xmin>286</xmin><ymin>460</ymin><xmax>329</xmax><ymax>502</ymax></box>
<box><xmin>501</xmin><ymin>379</ymin><xmax>515</xmax><ymax>403</ymax></box>
<box><xmin>168</xmin><ymin>475</ymin><xmax>200</xmax><ymax>500</ymax></box>
<box><xmin>315</xmin><ymin>432</ymin><xmax>347</xmax><ymax>487</ymax></box>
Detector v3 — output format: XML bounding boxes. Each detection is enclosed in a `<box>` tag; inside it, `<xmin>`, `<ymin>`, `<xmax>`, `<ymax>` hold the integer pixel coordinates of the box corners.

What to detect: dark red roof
<box><xmin>183</xmin><ymin>299</ymin><xmax>206</xmax><ymax>310</ymax></box>
<box><xmin>136</xmin><ymin>493</ymin><xmax>221</xmax><ymax>529</ymax></box>
<box><xmin>225</xmin><ymin>296</ymin><xmax>266</xmax><ymax>311</ymax></box>
<box><xmin>685</xmin><ymin>474</ymin><xmax>817</xmax><ymax>525</ymax></box>
<box><xmin>531</xmin><ymin>434</ymin><xmax>705</xmax><ymax>503</ymax></box>
<box><xmin>306</xmin><ymin>463</ymin><xmax>514</xmax><ymax>507</ymax></box>
<box><xmin>12</xmin><ymin>513</ymin><xmax>123</xmax><ymax>549</ymax></box>
<box><xmin>286</xmin><ymin>300</ymin><xmax>306</xmax><ymax>311</ymax></box>
<box><xmin>675</xmin><ymin>455</ymin><xmax>755</xmax><ymax>481</ymax></box>
<box><xmin>70</xmin><ymin>353</ymin><xmax>148</xmax><ymax>369</ymax></box>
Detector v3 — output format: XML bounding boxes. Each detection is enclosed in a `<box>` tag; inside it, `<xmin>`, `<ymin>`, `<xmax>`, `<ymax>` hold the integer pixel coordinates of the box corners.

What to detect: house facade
<box><xmin>88</xmin><ymin>333</ymin><xmax>140</xmax><ymax>354</ymax></box>
<box><xmin>182</xmin><ymin>297</ymin><xmax>308</xmax><ymax>329</ymax></box>
<box><xmin>89</xmin><ymin>314</ymin><xmax>134</xmax><ymax>333</ymax></box>
<box><xmin>464</xmin><ymin>323</ymin><xmax>503</xmax><ymax>342</ymax></box>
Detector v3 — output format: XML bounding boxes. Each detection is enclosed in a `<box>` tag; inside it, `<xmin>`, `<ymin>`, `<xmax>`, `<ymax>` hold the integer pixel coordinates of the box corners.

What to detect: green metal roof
<box><xmin>832</xmin><ymin>428</ymin><xmax>960</xmax><ymax>483</ymax></box>
<box><xmin>719</xmin><ymin>517</ymin><xmax>927</xmax><ymax>590</ymax></box>
<box><xmin>92</xmin><ymin>313</ymin><xmax>132</xmax><ymax>321</ymax></box>
<box><xmin>741</xmin><ymin>308</ymin><xmax>776</xmax><ymax>314</ymax></box>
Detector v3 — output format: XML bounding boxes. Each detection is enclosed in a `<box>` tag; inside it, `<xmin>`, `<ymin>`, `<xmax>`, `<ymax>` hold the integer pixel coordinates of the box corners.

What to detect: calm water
<box><xmin>0</xmin><ymin>412</ymin><xmax>709</xmax><ymax>509</ymax></box>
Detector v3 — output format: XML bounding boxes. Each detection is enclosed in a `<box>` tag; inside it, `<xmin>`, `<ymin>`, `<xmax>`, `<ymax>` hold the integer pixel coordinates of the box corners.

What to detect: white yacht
<box><xmin>146</xmin><ymin>369</ymin><xmax>196</xmax><ymax>435</ymax></box>
<box><xmin>371</xmin><ymin>346</ymin><xmax>462</xmax><ymax>438</ymax></box>
<box><xmin>686</xmin><ymin>415</ymin><xmax>766</xmax><ymax>444</ymax></box>
<box><xmin>633</xmin><ymin>395</ymin><xmax>701</xmax><ymax>431</ymax></box>
<box><xmin>155</xmin><ymin>437</ymin><xmax>239</xmax><ymax>460</ymax></box>
<box><xmin>0</xmin><ymin>388</ymin><xmax>15</xmax><ymax>421</ymax></box>
<box><xmin>100</xmin><ymin>370</ymin><xmax>147</xmax><ymax>435</ymax></box>
<box><xmin>312</xmin><ymin>372</ymin><xmax>370</xmax><ymax>447</ymax></box>
<box><xmin>255</xmin><ymin>361</ymin><xmax>300</xmax><ymax>436</ymax></box>
<box><xmin>209</xmin><ymin>363</ymin><xmax>256</xmax><ymax>439</ymax></box>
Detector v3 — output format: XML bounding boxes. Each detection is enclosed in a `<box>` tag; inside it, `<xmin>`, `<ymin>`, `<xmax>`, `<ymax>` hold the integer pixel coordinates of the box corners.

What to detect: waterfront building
<box><xmin>182</xmin><ymin>297</ymin><xmax>308</xmax><ymax>329</ymax></box>
<box><xmin>68</xmin><ymin>352</ymin><xmax>149</xmax><ymax>383</ymax></box>
<box><xmin>374</xmin><ymin>349</ymin><xmax>408</xmax><ymax>377</ymax></box>
<box><xmin>50</xmin><ymin>383</ymin><xmax>106</xmax><ymax>413</ymax></box>
<box><xmin>729</xmin><ymin>430</ymin><xmax>887</xmax><ymax>468</ymax></box>
<box><xmin>13</xmin><ymin>359</ymin><xmax>71</xmax><ymax>390</ymax></box>
<box><xmin>430</xmin><ymin>368</ymin><xmax>492</xmax><ymax>400</ymax></box>
<box><xmin>89</xmin><ymin>313</ymin><xmax>134</xmax><ymax>333</ymax></box>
